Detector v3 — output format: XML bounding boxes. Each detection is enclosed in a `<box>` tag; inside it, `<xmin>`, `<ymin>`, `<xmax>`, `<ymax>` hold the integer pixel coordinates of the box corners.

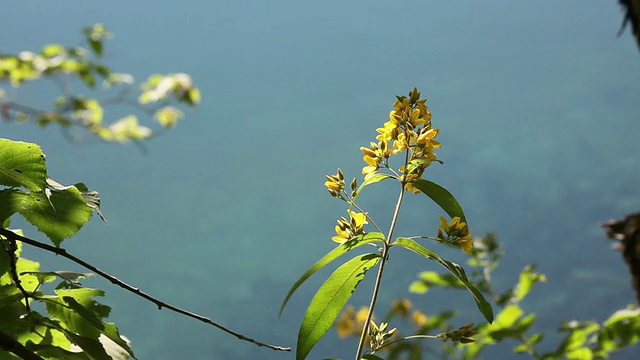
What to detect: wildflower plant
<box><xmin>280</xmin><ymin>88</ymin><xmax>494</xmax><ymax>360</ymax></box>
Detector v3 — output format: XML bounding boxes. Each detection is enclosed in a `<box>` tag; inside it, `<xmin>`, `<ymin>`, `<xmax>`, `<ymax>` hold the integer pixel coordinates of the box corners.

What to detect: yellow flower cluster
<box><xmin>335</xmin><ymin>305</ymin><xmax>371</xmax><ymax>338</ymax></box>
<box><xmin>324</xmin><ymin>168</ymin><xmax>357</xmax><ymax>199</ymax></box>
<box><xmin>332</xmin><ymin>209</ymin><xmax>368</xmax><ymax>243</ymax></box>
<box><xmin>360</xmin><ymin>88</ymin><xmax>441</xmax><ymax>193</ymax></box>
<box><xmin>436</xmin><ymin>216</ymin><xmax>473</xmax><ymax>254</ymax></box>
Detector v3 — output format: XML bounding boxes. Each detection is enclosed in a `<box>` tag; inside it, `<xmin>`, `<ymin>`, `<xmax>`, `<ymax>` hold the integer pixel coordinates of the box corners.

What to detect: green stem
<box><xmin>374</xmin><ymin>334</ymin><xmax>439</xmax><ymax>353</ymax></box>
<box><xmin>354</xmin><ymin>184</ymin><xmax>405</xmax><ymax>359</ymax></box>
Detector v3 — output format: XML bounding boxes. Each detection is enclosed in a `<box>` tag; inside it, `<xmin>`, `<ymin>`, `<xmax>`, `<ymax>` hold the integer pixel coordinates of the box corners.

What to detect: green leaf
<box><xmin>49</xmin><ymin>179</ymin><xmax>107</xmax><ymax>223</ymax></box>
<box><xmin>44</xmin><ymin>285</ymin><xmax>135</xmax><ymax>359</ymax></box>
<box><xmin>513</xmin><ymin>265</ymin><xmax>546</xmax><ymax>302</ymax></box>
<box><xmin>362</xmin><ymin>355</ymin><xmax>385</xmax><ymax>360</ymax></box>
<box><xmin>21</xmin><ymin>271</ymin><xmax>94</xmax><ymax>285</ymax></box>
<box><xmin>409</xmin><ymin>179</ymin><xmax>466</xmax><ymax>224</ymax></box>
<box><xmin>409</xmin><ymin>271</ymin><xmax>464</xmax><ymax>294</ymax></box>
<box><xmin>187</xmin><ymin>88</ymin><xmax>201</xmax><ymax>106</ymax></box>
<box><xmin>297</xmin><ymin>253</ymin><xmax>380</xmax><ymax>360</ymax></box>
<box><xmin>394</xmin><ymin>237</ymin><xmax>493</xmax><ymax>323</ymax></box>
<box><xmin>0</xmin><ymin>189</ymin><xmax>21</xmax><ymax>223</ymax></box>
<box><xmin>353</xmin><ymin>173</ymin><xmax>394</xmax><ymax>199</ymax></box>
<box><xmin>42</xmin><ymin>44</ymin><xmax>65</xmax><ymax>57</ymax></box>
<box><xmin>0</xmin><ymin>138</ymin><xmax>47</xmax><ymax>191</ymax></box>
<box><xmin>595</xmin><ymin>307</ymin><xmax>640</xmax><ymax>356</ymax></box>
<box><xmin>557</xmin><ymin>321</ymin><xmax>599</xmax><ymax>359</ymax></box>
<box><xmin>0</xmin><ymin>187</ymin><xmax>92</xmax><ymax>245</ymax></box>
<box><xmin>279</xmin><ymin>232</ymin><xmax>384</xmax><ymax>316</ymax></box>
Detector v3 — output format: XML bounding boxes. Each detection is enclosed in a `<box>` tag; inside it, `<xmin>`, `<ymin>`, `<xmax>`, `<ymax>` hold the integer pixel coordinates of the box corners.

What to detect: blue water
<box><xmin>2</xmin><ymin>1</ymin><xmax>640</xmax><ymax>359</ymax></box>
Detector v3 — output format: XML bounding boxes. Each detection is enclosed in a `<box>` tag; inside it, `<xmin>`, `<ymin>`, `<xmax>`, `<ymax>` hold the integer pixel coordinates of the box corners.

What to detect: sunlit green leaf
<box><xmin>297</xmin><ymin>253</ymin><xmax>380</xmax><ymax>360</ymax></box>
<box><xmin>48</xmin><ymin>179</ymin><xmax>106</xmax><ymax>223</ymax></box>
<box><xmin>353</xmin><ymin>173</ymin><xmax>394</xmax><ymax>199</ymax></box>
<box><xmin>279</xmin><ymin>232</ymin><xmax>384</xmax><ymax>316</ymax></box>
<box><xmin>553</xmin><ymin>320</ymin><xmax>599</xmax><ymax>360</ymax></box>
<box><xmin>42</xmin><ymin>44</ymin><xmax>65</xmax><ymax>57</ymax></box>
<box><xmin>514</xmin><ymin>265</ymin><xmax>546</xmax><ymax>302</ymax></box>
<box><xmin>43</xmin><ymin>285</ymin><xmax>135</xmax><ymax>359</ymax></box>
<box><xmin>409</xmin><ymin>179</ymin><xmax>466</xmax><ymax>224</ymax></box>
<box><xmin>0</xmin><ymin>138</ymin><xmax>47</xmax><ymax>191</ymax></box>
<box><xmin>595</xmin><ymin>307</ymin><xmax>640</xmax><ymax>356</ymax></box>
<box><xmin>394</xmin><ymin>237</ymin><xmax>493</xmax><ymax>323</ymax></box>
<box><xmin>187</xmin><ymin>88</ymin><xmax>201</xmax><ymax>105</ymax></box>
<box><xmin>21</xmin><ymin>271</ymin><xmax>94</xmax><ymax>285</ymax></box>
<box><xmin>0</xmin><ymin>187</ymin><xmax>92</xmax><ymax>245</ymax></box>
<box><xmin>409</xmin><ymin>270</ymin><xmax>464</xmax><ymax>294</ymax></box>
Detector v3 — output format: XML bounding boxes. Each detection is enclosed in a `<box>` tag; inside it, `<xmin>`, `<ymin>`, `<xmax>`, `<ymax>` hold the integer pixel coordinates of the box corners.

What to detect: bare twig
<box><xmin>0</xmin><ymin>227</ymin><xmax>291</xmax><ymax>352</ymax></box>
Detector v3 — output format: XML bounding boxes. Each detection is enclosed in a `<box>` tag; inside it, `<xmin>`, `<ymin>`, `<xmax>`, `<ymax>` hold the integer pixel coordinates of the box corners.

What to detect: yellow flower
<box><xmin>356</xmin><ymin>306</ymin><xmax>370</xmax><ymax>326</ymax></box>
<box><xmin>391</xmin><ymin>299</ymin><xmax>412</xmax><ymax>318</ymax></box>
<box><xmin>324</xmin><ymin>179</ymin><xmax>342</xmax><ymax>191</ymax></box>
<box><xmin>360</xmin><ymin>139</ymin><xmax>391</xmax><ymax>178</ymax></box>
<box><xmin>436</xmin><ymin>216</ymin><xmax>474</xmax><ymax>254</ymax></box>
<box><xmin>458</xmin><ymin>234</ymin><xmax>474</xmax><ymax>255</ymax></box>
<box><xmin>412</xmin><ymin>310</ymin><xmax>428</xmax><ymax>327</ymax></box>
<box><xmin>331</xmin><ymin>209</ymin><xmax>368</xmax><ymax>243</ymax></box>
<box><xmin>336</xmin><ymin>305</ymin><xmax>356</xmax><ymax>338</ymax></box>
<box><xmin>375</xmin><ymin>121</ymin><xmax>399</xmax><ymax>142</ymax></box>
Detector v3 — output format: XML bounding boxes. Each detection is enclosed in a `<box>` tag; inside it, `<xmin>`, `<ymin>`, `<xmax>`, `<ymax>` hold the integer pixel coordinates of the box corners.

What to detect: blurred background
<box><xmin>2</xmin><ymin>1</ymin><xmax>639</xmax><ymax>359</ymax></box>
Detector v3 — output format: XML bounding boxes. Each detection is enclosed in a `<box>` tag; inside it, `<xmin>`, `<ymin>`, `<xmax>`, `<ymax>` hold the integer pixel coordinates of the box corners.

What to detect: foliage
<box><xmin>334</xmin><ymin>233</ymin><xmax>640</xmax><ymax>359</ymax></box>
<box><xmin>0</xmin><ymin>137</ymin><xmax>134</xmax><ymax>359</ymax></box>
<box><xmin>280</xmin><ymin>88</ymin><xmax>493</xmax><ymax>360</ymax></box>
<box><xmin>0</xmin><ymin>24</ymin><xmax>200</xmax><ymax>143</ymax></box>
<box><xmin>0</xmin><ymin>25</ymin><xmax>292</xmax><ymax>360</ymax></box>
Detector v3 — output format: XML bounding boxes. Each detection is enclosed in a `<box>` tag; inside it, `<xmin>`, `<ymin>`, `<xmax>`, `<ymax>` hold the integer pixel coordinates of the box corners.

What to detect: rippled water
<box><xmin>3</xmin><ymin>1</ymin><xmax>640</xmax><ymax>359</ymax></box>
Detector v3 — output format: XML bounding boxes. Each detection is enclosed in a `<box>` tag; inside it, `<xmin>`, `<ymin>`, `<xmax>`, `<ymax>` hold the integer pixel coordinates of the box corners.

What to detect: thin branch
<box><xmin>0</xmin><ymin>227</ymin><xmax>291</xmax><ymax>352</ymax></box>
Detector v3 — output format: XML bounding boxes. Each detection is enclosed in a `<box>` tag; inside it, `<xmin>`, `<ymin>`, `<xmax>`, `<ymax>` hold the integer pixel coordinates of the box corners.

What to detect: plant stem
<box><xmin>355</xmin><ymin>184</ymin><xmax>405</xmax><ymax>359</ymax></box>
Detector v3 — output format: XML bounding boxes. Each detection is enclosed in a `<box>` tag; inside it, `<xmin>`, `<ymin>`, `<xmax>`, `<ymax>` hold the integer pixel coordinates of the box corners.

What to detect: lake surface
<box><xmin>2</xmin><ymin>1</ymin><xmax>640</xmax><ymax>359</ymax></box>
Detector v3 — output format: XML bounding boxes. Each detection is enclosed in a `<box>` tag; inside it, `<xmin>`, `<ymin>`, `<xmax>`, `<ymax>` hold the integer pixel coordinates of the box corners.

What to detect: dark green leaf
<box><xmin>297</xmin><ymin>253</ymin><xmax>380</xmax><ymax>360</ymax></box>
<box><xmin>409</xmin><ymin>179</ymin><xmax>466</xmax><ymax>224</ymax></box>
<box><xmin>395</xmin><ymin>237</ymin><xmax>493</xmax><ymax>323</ymax></box>
<box><xmin>362</xmin><ymin>355</ymin><xmax>385</xmax><ymax>360</ymax></box>
<box><xmin>279</xmin><ymin>232</ymin><xmax>384</xmax><ymax>316</ymax></box>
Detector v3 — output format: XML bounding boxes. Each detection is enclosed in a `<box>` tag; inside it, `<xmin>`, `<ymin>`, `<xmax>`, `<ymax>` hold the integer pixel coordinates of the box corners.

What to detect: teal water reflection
<box><xmin>2</xmin><ymin>1</ymin><xmax>640</xmax><ymax>359</ymax></box>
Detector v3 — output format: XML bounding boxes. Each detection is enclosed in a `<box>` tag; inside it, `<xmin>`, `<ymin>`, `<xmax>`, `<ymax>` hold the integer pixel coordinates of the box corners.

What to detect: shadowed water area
<box><xmin>2</xmin><ymin>1</ymin><xmax>640</xmax><ymax>359</ymax></box>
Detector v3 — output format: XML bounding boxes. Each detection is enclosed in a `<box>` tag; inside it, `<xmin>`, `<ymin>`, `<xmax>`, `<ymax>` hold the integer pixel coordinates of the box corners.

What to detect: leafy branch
<box><xmin>0</xmin><ymin>24</ymin><xmax>200</xmax><ymax>144</ymax></box>
<box><xmin>0</xmin><ymin>227</ymin><xmax>291</xmax><ymax>352</ymax></box>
